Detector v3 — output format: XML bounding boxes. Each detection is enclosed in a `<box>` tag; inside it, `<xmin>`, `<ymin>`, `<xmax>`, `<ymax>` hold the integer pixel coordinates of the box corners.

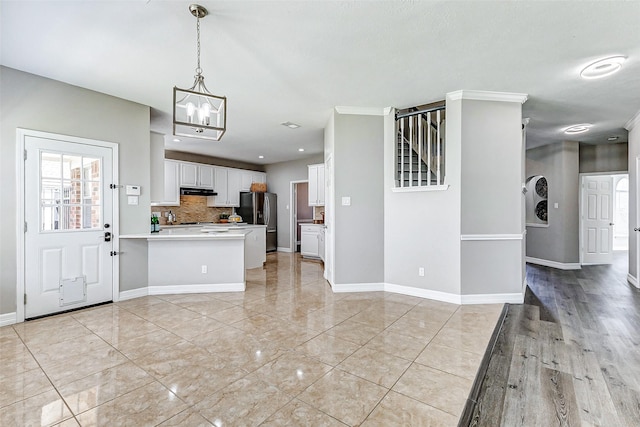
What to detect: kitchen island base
<box><xmin>148</xmin><ymin>238</ymin><xmax>245</xmax><ymax>291</ymax></box>
<box><xmin>120</xmin><ymin>227</ymin><xmax>262</xmax><ymax>294</ymax></box>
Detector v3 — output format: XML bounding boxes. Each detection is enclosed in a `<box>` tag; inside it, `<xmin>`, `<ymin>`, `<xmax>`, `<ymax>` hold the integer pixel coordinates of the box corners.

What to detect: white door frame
<box><xmin>636</xmin><ymin>156</ymin><xmax>640</xmax><ymax>288</ymax></box>
<box><xmin>289</xmin><ymin>179</ymin><xmax>308</xmax><ymax>252</ymax></box>
<box><xmin>579</xmin><ymin>171</ymin><xmax>626</xmax><ymax>265</ymax></box>
<box><xmin>16</xmin><ymin>128</ymin><xmax>120</xmax><ymax>322</ymax></box>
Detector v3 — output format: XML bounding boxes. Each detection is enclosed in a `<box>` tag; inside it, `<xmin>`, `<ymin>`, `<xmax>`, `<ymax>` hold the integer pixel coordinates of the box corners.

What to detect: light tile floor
<box><xmin>1</xmin><ymin>252</ymin><xmax>502</xmax><ymax>426</ymax></box>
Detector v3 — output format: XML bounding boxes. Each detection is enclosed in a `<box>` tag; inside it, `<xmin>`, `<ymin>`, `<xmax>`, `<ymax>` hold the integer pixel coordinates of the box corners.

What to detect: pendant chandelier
<box><xmin>173</xmin><ymin>4</ymin><xmax>226</xmax><ymax>141</ymax></box>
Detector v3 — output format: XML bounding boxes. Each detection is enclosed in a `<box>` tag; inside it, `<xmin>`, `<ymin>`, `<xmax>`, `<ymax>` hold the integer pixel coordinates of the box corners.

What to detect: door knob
<box><xmin>635</xmin><ymin>228</ymin><xmax>640</xmax><ymax>232</ymax></box>
<box><xmin>609</xmin><ymin>223</ymin><xmax>614</xmax><ymax>226</ymax></box>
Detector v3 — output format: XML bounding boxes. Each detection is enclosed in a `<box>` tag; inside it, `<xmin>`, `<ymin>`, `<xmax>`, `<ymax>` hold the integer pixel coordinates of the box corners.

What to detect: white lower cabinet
<box><xmin>301</xmin><ymin>224</ymin><xmax>324</xmax><ymax>259</ymax></box>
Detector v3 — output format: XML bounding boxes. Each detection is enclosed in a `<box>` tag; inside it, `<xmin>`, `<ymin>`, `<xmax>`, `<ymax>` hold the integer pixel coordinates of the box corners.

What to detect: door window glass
<box><xmin>40</xmin><ymin>152</ymin><xmax>102</xmax><ymax>231</ymax></box>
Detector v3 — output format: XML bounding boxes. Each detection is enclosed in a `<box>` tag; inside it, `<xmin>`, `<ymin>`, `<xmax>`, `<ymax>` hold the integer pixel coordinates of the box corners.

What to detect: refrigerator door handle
<box><xmin>264</xmin><ymin>196</ymin><xmax>270</xmax><ymax>226</ymax></box>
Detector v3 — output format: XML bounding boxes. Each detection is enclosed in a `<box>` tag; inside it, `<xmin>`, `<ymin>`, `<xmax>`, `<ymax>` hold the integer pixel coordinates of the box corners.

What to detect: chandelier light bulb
<box><xmin>186</xmin><ymin>102</ymin><xmax>196</xmax><ymax>122</ymax></box>
<box><xmin>200</xmin><ymin>103</ymin><xmax>211</xmax><ymax>125</ymax></box>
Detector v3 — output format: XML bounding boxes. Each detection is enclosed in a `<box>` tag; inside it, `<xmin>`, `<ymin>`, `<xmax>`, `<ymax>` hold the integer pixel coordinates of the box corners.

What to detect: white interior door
<box><xmin>582</xmin><ymin>175</ymin><xmax>614</xmax><ymax>265</ymax></box>
<box><xmin>24</xmin><ymin>135</ymin><xmax>114</xmax><ymax>318</ymax></box>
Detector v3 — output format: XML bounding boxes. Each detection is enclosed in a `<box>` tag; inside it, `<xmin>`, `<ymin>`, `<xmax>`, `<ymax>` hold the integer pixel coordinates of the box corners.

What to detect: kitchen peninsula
<box><xmin>120</xmin><ymin>224</ymin><xmax>266</xmax><ymax>293</ymax></box>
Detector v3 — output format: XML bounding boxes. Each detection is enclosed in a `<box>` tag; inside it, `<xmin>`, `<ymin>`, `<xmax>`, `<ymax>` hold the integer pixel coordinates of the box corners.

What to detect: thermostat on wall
<box><xmin>126</xmin><ymin>185</ymin><xmax>141</xmax><ymax>196</ymax></box>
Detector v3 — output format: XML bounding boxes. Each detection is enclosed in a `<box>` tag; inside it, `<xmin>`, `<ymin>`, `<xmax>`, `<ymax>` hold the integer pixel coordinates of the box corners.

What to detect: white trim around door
<box><xmin>16</xmin><ymin>128</ymin><xmax>119</xmax><ymax>323</ymax></box>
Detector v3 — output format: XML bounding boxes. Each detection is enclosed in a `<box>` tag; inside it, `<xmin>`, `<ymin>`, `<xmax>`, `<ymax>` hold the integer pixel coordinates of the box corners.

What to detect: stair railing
<box><xmin>396</xmin><ymin>105</ymin><xmax>446</xmax><ymax>188</ymax></box>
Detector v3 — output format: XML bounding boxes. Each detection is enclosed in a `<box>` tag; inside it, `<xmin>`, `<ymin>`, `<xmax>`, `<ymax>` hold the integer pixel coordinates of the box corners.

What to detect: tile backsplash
<box><xmin>152</xmin><ymin>195</ymin><xmax>233</xmax><ymax>225</ymax></box>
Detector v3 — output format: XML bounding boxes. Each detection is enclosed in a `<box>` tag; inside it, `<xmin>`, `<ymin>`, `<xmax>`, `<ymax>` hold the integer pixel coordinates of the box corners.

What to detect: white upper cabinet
<box><xmin>227</xmin><ymin>168</ymin><xmax>242</xmax><ymax>206</ymax></box>
<box><xmin>208</xmin><ymin>167</ymin><xmax>242</xmax><ymax>207</ymax></box>
<box><xmin>211</xmin><ymin>167</ymin><xmax>228</xmax><ymax>206</ymax></box>
<box><xmin>308</xmin><ymin>163</ymin><xmax>325</xmax><ymax>206</ymax></box>
<box><xmin>151</xmin><ymin>160</ymin><xmax>180</xmax><ymax>206</ymax></box>
<box><xmin>180</xmin><ymin>162</ymin><xmax>214</xmax><ymax>189</ymax></box>
<box><xmin>180</xmin><ymin>162</ymin><xmax>197</xmax><ymax>187</ymax></box>
<box><xmin>241</xmin><ymin>170</ymin><xmax>267</xmax><ymax>191</ymax></box>
<box><xmin>198</xmin><ymin>165</ymin><xmax>215</xmax><ymax>189</ymax></box>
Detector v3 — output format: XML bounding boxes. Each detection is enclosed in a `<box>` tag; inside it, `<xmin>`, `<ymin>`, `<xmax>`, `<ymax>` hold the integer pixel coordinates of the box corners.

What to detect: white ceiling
<box><xmin>2</xmin><ymin>1</ymin><xmax>639</xmax><ymax>164</ymax></box>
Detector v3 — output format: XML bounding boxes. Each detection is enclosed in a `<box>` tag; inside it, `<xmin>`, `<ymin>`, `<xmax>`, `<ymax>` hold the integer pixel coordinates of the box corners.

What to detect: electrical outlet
<box><xmin>201</xmin><ymin>265</ymin><xmax>207</xmax><ymax>274</ymax></box>
<box><xmin>418</xmin><ymin>267</ymin><xmax>425</xmax><ymax>277</ymax></box>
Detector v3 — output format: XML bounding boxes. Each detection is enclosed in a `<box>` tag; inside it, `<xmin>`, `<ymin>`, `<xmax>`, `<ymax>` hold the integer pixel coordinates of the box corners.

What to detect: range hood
<box><xmin>180</xmin><ymin>187</ymin><xmax>218</xmax><ymax>196</ymax></box>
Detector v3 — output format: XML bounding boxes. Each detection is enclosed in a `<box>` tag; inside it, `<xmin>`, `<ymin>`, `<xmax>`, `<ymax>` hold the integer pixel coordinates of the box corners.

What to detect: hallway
<box><xmin>468</xmin><ymin>252</ymin><xmax>640</xmax><ymax>426</ymax></box>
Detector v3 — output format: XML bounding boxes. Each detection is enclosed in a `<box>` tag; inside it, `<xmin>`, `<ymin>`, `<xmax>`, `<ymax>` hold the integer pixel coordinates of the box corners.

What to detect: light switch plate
<box><xmin>342</xmin><ymin>196</ymin><xmax>351</xmax><ymax>206</ymax></box>
<box><xmin>127</xmin><ymin>196</ymin><xmax>139</xmax><ymax>205</ymax></box>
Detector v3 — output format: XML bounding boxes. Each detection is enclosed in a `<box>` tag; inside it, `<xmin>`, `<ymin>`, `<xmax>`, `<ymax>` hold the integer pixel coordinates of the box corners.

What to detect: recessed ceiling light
<box><xmin>258</xmin><ymin>155</ymin><xmax>264</xmax><ymax>159</ymax></box>
<box><xmin>281</xmin><ymin>121</ymin><xmax>301</xmax><ymax>129</ymax></box>
<box><xmin>564</xmin><ymin>124</ymin><xmax>592</xmax><ymax>134</ymax></box>
<box><xmin>580</xmin><ymin>56</ymin><xmax>626</xmax><ymax>79</ymax></box>
<box><xmin>172</xmin><ymin>138</ymin><xmax>181</xmax><ymax>142</ymax></box>
<box><xmin>298</xmin><ymin>148</ymin><xmax>305</xmax><ymax>152</ymax></box>
<box><xmin>607</xmin><ymin>136</ymin><xmax>619</xmax><ymax>141</ymax></box>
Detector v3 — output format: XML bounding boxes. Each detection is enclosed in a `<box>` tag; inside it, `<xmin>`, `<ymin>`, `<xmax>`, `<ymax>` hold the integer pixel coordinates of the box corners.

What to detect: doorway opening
<box><xmin>290</xmin><ymin>180</ymin><xmax>312</xmax><ymax>252</ymax></box>
<box><xmin>613</xmin><ymin>175</ymin><xmax>629</xmax><ymax>251</ymax></box>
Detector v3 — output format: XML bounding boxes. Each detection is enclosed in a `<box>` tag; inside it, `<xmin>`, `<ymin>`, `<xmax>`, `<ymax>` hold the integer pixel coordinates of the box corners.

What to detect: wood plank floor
<box><xmin>466</xmin><ymin>252</ymin><xmax>640</xmax><ymax>426</ymax></box>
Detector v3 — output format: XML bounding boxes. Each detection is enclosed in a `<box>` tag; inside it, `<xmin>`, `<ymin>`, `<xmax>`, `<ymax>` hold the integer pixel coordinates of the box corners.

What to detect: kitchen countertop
<box><xmin>120</xmin><ymin>228</ymin><xmax>253</xmax><ymax>240</ymax></box>
<box><xmin>160</xmin><ymin>223</ymin><xmax>265</xmax><ymax>229</ymax></box>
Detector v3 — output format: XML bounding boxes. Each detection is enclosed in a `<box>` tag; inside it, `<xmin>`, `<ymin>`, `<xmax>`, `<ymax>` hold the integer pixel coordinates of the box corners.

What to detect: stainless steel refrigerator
<box><xmin>238</xmin><ymin>192</ymin><xmax>277</xmax><ymax>252</ymax></box>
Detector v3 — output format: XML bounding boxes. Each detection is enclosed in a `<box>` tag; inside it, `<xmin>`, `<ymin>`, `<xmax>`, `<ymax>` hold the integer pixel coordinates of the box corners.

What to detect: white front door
<box><xmin>24</xmin><ymin>135</ymin><xmax>114</xmax><ymax>318</ymax></box>
<box><xmin>582</xmin><ymin>175</ymin><xmax>614</xmax><ymax>265</ymax></box>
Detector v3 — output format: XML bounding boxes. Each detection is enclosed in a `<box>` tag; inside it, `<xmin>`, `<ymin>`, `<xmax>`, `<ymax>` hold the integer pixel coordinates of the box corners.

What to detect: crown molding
<box><xmin>446</xmin><ymin>90</ymin><xmax>528</xmax><ymax>104</ymax></box>
<box><xmin>335</xmin><ymin>106</ymin><xmax>392</xmax><ymax>116</ymax></box>
<box><xmin>625</xmin><ymin>109</ymin><xmax>640</xmax><ymax>131</ymax></box>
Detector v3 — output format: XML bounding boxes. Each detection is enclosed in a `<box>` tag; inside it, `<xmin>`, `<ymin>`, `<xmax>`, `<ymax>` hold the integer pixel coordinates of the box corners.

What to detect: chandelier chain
<box><xmin>196</xmin><ymin>16</ymin><xmax>202</xmax><ymax>75</ymax></box>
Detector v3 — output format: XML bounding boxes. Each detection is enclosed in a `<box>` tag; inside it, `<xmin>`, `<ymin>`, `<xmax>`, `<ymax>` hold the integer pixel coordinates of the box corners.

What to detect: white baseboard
<box><xmin>277</xmin><ymin>247</ymin><xmax>293</xmax><ymax>253</ymax></box>
<box><xmin>331</xmin><ymin>282</ymin><xmax>385</xmax><ymax>293</ymax></box>
<box><xmin>148</xmin><ymin>283</ymin><xmax>245</xmax><ymax>294</ymax></box>
<box><xmin>460</xmin><ymin>293</ymin><xmax>524</xmax><ymax>304</ymax></box>
<box><xmin>628</xmin><ymin>274</ymin><xmax>639</xmax><ymax>289</ymax></box>
<box><xmin>119</xmin><ymin>288</ymin><xmax>149</xmax><ymax>301</ymax></box>
<box><xmin>329</xmin><ymin>282</ymin><xmax>523</xmax><ymax>305</ymax></box>
<box><xmin>0</xmin><ymin>312</ymin><xmax>17</xmax><ymax>327</ymax></box>
<box><xmin>526</xmin><ymin>256</ymin><xmax>581</xmax><ymax>270</ymax></box>
<box><xmin>119</xmin><ymin>283</ymin><xmax>246</xmax><ymax>301</ymax></box>
<box><xmin>384</xmin><ymin>283</ymin><xmax>462</xmax><ymax>304</ymax></box>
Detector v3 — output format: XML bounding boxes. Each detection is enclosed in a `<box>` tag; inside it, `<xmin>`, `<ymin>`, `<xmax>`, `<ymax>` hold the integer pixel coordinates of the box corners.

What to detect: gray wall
<box><xmin>628</xmin><ymin>117</ymin><xmax>640</xmax><ymax>279</ymax></box>
<box><xmin>579</xmin><ymin>142</ymin><xmax>628</xmax><ymax>173</ymax></box>
<box><xmin>333</xmin><ymin>113</ymin><xmax>385</xmax><ymax>285</ymax></box>
<box><xmin>526</xmin><ymin>141</ymin><xmax>580</xmax><ymax>264</ymax></box>
<box><xmin>265</xmin><ymin>154</ymin><xmax>323</xmax><ymax>250</ymax></box>
<box><xmin>460</xmin><ymin>100</ymin><xmax>523</xmax><ymax>235</ymax></box>
<box><xmin>460</xmin><ymin>99</ymin><xmax>525</xmax><ymax>295</ymax></box>
<box><xmin>384</xmin><ymin>104</ymin><xmax>462</xmax><ymax>294</ymax></box>
<box><xmin>0</xmin><ymin>67</ymin><xmax>151</xmax><ymax>314</ymax></box>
